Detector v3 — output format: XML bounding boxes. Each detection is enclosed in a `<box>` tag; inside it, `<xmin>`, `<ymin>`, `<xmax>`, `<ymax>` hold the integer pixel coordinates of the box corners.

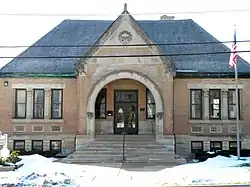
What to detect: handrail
<box><xmin>122</xmin><ymin>127</ymin><xmax>126</xmax><ymax>161</ymax></box>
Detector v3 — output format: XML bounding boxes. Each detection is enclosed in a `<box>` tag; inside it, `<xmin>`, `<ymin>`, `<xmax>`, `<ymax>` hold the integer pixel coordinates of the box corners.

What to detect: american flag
<box><xmin>229</xmin><ymin>28</ymin><xmax>237</xmax><ymax>68</ymax></box>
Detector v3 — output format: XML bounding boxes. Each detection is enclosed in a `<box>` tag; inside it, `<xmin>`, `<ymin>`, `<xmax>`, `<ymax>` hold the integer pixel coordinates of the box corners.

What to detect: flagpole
<box><xmin>235</xmin><ymin>61</ymin><xmax>241</xmax><ymax>160</ymax></box>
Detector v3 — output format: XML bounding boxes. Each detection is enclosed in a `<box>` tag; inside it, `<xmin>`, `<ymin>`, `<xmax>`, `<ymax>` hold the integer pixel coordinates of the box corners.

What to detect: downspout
<box><xmin>173</xmin><ymin>76</ymin><xmax>176</xmax><ymax>154</ymax></box>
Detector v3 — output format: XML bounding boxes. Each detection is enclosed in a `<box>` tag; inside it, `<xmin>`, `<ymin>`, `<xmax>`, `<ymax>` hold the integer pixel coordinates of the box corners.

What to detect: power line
<box><xmin>1</xmin><ymin>9</ymin><xmax>250</xmax><ymax>17</ymax></box>
<box><xmin>1</xmin><ymin>40</ymin><xmax>250</xmax><ymax>48</ymax></box>
<box><xmin>0</xmin><ymin>50</ymin><xmax>249</xmax><ymax>59</ymax></box>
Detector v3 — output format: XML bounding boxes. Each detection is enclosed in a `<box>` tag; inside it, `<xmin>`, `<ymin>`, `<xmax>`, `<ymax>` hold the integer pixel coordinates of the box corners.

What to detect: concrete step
<box><xmin>86</xmin><ymin>143</ymin><xmax>165</xmax><ymax>148</ymax></box>
<box><xmin>73</xmin><ymin>150</ymin><xmax>174</xmax><ymax>154</ymax></box>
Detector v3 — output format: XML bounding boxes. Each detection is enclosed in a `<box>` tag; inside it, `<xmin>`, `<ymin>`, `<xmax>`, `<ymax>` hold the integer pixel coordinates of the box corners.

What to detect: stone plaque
<box><xmin>32</xmin><ymin>125</ymin><xmax>44</xmax><ymax>132</ymax></box>
<box><xmin>14</xmin><ymin>125</ymin><xmax>26</xmax><ymax>132</ymax></box>
<box><xmin>51</xmin><ymin>125</ymin><xmax>62</xmax><ymax>132</ymax></box>
<box><xmin>228</xmin><ymin>124</ymin><xmax>242</xmax><ymax>133</ymax></box>
<box><xmin>209</xmin><ymin>124</ymin><xmax>222</xmax><ymax>133</ymax></box>
<box><xmin>191</xmin><ymin>126</ymin><xmax>203</xmax><ymax>133</ymax></box>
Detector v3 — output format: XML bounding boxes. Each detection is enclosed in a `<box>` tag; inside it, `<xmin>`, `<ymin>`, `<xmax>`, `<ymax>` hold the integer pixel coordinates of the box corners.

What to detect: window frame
<box><xmin>191</xmin><ymin>141</ymin><xmax>203</xmax><ymax>153</ymax></box>
<box><xmin>15</xmin><ymin>89</ymin><xmax>27</xmax><ymax>119</ymax></box>
<box><xmin>13</xmin><ymin>140</ymin><xmax>25</xmax><ymax>151</ymax></box>
<box><xmin>31</xmin><ymin>140</ymin><xmax>43</xmax><ymax>151</ymax></box>
<box><xmin>228</xmin><ymin>89</ymin><xmax>241</xmax><ymax>120</ymax></box>
<box><xmin>210</xmin><ymin>141</ymin><xmax>222</xmax><ymax>151</ymax></box>
<box><xmin>95</xmin><ymin>88</ymin><xmax>107</xmax><ymax>119</ymax></box>
<box><xmin>33</xmin><ymin>89</ymin><xmax>45</xmax><ymax>119</ymax></box>
<box><xmin>51</xmin><ymin>89</ymin><xmax>63</xmax><ymax>119</ymax></box>
<box><xmin>209</xmin><ymin>89</ymin><xmax>221</xmax><ymax>120</ymax></box>
<box><xmin>146</xmin><ymin>88</ymin><xmax>155</xmax><ymax>119</ymax></box>
<box><xmin>189</xmin><ymin>89</ymin><xmax>203</xmax><ymax>120</ymax></box>
<box><xmin>50</xmin><ymin>140</ymin><xmax>62</xmax><ymax>153</ymax></box>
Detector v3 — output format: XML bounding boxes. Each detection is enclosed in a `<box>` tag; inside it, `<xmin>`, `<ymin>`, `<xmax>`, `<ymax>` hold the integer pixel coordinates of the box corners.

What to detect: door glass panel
<box><xmin>116</xmin><ymin>107</ymin><xmax>124</xmax><ymax>128</ymax></box>
<box><xmin>127</xmin><ymin>104</ymin><xmax>136</xmax><ymax>129</ymax></box>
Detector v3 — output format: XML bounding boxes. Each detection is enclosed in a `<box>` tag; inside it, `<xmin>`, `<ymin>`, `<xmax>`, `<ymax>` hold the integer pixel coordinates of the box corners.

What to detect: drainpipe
<box><xmin>173</xmin><ymin>77</ymin><xmax>176</xmax><ymax>154</ymax></box>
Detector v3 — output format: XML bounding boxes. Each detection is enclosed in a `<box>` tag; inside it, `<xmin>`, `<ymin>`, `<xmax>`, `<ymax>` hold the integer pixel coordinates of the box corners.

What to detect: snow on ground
<box><xmin>156</xmin><ymin>155</ymin><xmax>250</xmax><ymax>186</ymax></box>
<box><xmin>0</xmin><ymin>154</ymin><xmax>250</xmax><ymax>186</ymax></box>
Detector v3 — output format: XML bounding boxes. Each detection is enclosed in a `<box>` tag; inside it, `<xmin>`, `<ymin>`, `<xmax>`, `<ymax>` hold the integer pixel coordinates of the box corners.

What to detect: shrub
<box><xmin>0</xmin><ymin>151</ymin><xmax>21</xmax><ymax>165</ymax></box>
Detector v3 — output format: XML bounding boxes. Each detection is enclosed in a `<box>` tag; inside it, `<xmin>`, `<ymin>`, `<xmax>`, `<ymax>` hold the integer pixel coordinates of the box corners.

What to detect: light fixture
<box><xmin>4</xmin><ymin>80</ymin><xmax>8</xmax><ymax>87</ymax></box>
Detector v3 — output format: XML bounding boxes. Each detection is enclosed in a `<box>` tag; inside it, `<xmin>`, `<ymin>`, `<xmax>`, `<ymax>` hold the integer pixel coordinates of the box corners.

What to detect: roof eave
<box><xmin>0</xmin><ymin>72</ymin><xmax>76</xmax><ymax>78</ymax></box>
<box><xmin>176</xmin><ymin>71</ymin><xmax>250</xmax><ymax>78</ymax></box>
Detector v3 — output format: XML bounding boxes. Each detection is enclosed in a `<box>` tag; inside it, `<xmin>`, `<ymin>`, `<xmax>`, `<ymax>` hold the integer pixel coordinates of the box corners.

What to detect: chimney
<box><xmin>160</xmin><ymin>15</ymin><xmax>174</xmax><ymax>20</ymax></box>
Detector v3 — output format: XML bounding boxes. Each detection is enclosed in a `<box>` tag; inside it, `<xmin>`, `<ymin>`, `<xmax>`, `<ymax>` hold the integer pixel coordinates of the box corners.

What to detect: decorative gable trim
<box><xmin>75</xmin><ymin>9</ymin><xmax>176</xmax><ymax>76</ymax></box>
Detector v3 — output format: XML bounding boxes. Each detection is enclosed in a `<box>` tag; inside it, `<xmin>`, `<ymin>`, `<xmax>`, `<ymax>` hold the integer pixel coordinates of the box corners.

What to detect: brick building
<box><xmin>1</xmin><ymin>5</ymin><xmax>250</xmax><ymax>162</ymax></box>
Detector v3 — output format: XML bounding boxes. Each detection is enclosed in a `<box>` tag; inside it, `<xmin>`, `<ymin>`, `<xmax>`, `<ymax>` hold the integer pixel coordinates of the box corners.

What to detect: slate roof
<box><xmin>1</xmin><ymin>17</ymin><xmax>250</xmax><ymax>76</ymax></box>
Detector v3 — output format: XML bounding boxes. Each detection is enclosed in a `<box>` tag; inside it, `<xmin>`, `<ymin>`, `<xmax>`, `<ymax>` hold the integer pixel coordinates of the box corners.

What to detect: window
<box><xmin>32</xmin><ymin>140</ymin><xmax>43</xmax><ymax>151</ymax></box>
<box><xmin>210</xmin><ymin>141</ymin><xmax>222</xmax><ymax>151</ymax></box>
<box><xmin>51</xmin><ymin>89</ymin><xmax>63</xmax><ymax>119</ymax></box>
<box><xmin>146</xmin><ymin>89</ymin><xmax>155</xmax><ymax>119</ymax></box>
<box><xmin>229</xmin><ymin>141</ymin><xmax>241</xmax><ymax>151</ymax></box>
<box><xmin>33</xmin><ymin>89</ymin><xmax>45</xmax><ymax>119</ymax></box>
<box><xmin>191</xmin><ymin>141</ymin><xmax>203</xmax><ymax>153</ymax></box>
<box><xmin>13</xmin><ymin>140</ymin><xmax>25</xmax><ymax>151</ymax></box>
<box><xmin>209</xmin><ymin>89</ymin><xmax>221</xmax><ymax>119</ymax></box>
<box><xmin>190</xmin><ymin>89</ymin><xmax>202</xmax><ymax>119</ymax></box>
<box><xmin>228</xmin><ymin>89</ymin><xmax>241</xmax><ymax>119</ymax></box>
<box><xmin>95</xmin><ymin>89</ymin><xmax>106</xmax><ymax>119</ymax></box>
<box><xmin>50</xmin><ymin>140</ymin><xmax>62</xmax><ymax>153</ymax></box>
<box><xmin>15</xmin><ymin>89</ymin><xmax>27</xmax><ymax>119</ymax></box>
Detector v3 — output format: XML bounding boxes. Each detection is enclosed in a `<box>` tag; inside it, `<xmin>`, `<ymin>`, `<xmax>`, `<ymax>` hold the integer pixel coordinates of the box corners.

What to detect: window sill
<box><xmin>188</xmin><ymin>119</ymin><xmax>244</xmax><ymax>124</ymax></box>
<box><xmin>12</xmin><ymin>119</ymin><xmax>64</xmax><ymax>123</ymax></box>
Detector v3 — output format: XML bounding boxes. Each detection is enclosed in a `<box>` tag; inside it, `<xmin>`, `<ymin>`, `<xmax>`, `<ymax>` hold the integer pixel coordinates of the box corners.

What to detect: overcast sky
<box><xmin>0</xmin><ymin>0</ymin><xmax>249</xmax><ymax>68</ymax></box>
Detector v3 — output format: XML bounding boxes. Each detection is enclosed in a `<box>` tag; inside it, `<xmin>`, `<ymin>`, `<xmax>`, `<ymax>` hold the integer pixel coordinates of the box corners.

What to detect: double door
<box><xmin>114</xmin><ymin>90</ymin><xmax>138</xmax><ymax>134</ymax></box>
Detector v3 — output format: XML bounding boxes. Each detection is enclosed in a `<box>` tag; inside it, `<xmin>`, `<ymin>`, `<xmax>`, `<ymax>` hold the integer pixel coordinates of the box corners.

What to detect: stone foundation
<box><xmin>175</xmin><ymin>135</ymin><xmax>250</xmax><ymax>156</ymax></box>
<box><xmin>6</xmin><ymin>134</ymin><xmax>76</xmax><ymax>153</ymax></box>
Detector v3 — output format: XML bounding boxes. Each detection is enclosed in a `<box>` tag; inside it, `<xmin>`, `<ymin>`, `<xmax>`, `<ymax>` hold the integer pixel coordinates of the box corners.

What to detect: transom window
<box><xmin>209</xmin><ymin>89</ymin><xmax>221</xmax><ymax>119</ymax></box>
<box><xmin>115</xmin><ymin>90</ymin><xmax>137</xmax><ymax>102</ymax></box>
<box><xmin>190</xmin><ymin>89</ymin><xmax>202</xmax><ymax>119</ymax></box>
<box><xmin>95</xmin><ymin>89</ymin><xmax>107</xmax><ymax>119</ymax></box>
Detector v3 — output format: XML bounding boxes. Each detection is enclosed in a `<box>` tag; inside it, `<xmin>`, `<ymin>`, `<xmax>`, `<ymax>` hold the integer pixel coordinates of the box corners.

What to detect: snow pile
<box><xmin>156</xmin><ymin>156</ymin><xmax>250</xmax><ymax>186</ymax></box>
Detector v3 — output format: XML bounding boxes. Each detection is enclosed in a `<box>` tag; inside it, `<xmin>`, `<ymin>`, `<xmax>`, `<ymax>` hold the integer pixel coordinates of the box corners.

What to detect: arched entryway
<box><xmin>86</xmin><ymin>71</ymin><xmax>164</xmax><ymax>140</ymax></box>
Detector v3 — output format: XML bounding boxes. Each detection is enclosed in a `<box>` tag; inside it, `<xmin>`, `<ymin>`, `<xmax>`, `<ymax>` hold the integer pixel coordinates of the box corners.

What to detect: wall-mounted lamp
<box><xmin>4</xmin><ymin>80</ymin><xmax>8</xmax><ymax>87</ymax></box>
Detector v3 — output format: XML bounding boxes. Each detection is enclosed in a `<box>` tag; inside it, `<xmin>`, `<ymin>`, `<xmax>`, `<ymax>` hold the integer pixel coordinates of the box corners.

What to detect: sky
<box><xmin>0</xmin><ymin>0</ymin><xmax>249</xmax><ymax>68</ymax></box>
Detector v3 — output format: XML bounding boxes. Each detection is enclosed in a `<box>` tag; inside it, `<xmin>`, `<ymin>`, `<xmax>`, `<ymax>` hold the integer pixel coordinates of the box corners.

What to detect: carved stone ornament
<box><xmin>118</xmin><ymin>31</ymin><xmax>132</xmax><ymax>45</ymax></box>
<box><xmin>156</xmin><ymin>112</ymin><xmax>163</xmax><ymax>120</ymax></box>
<box><xmin>87</xmin><ymin>112</ymin><xmax>94</xmax><ymax>119</ymax></box>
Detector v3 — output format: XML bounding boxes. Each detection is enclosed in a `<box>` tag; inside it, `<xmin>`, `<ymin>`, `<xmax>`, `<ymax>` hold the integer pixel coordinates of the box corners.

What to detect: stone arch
<box><xmin>86</xmin><ymin>70</ymin><xmax>164</xmax><ymax>140</ymax></box>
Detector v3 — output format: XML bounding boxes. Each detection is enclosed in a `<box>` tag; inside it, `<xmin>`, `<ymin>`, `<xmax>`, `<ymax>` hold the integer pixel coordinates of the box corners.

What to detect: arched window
<box><xmin>146</xmin><ymin>88</ymin><xmax>155</xmax><ymax>119</ymax></box>
<box><xmin>95</xmin><ymin>89</ymin><xmax>107</xmax><ymax>119</ymax></box>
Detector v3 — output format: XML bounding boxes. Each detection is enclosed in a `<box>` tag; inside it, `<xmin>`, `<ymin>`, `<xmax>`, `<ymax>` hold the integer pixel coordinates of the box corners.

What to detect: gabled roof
<box><xmin>1</xmin><ymin>12</ymin><xmax>250</xmax><ymax>77</ymax></box>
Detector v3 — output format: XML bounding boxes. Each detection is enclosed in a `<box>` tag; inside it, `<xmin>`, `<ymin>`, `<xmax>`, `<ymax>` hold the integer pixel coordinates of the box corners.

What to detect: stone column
<box><xmin>221</xmin><ymin>89</ymin><xmax>228</xmax><ymax>120</ymax></box>
<box><xmin>87</xmin><ymin>112</ymin><xmax>95</xmax><ymax>139</ymax></box>
<box><xmin>155</xmin><ymin>112</ymin><xmax>164</xmax><ymax>140</ymax></box>
<box><xmin>44</xmin><ymin>88</ymin><xmax>51</xmax><ymax>119</ymax></box>
<box><xmin>26</xmin><ymin>88</ymin><xmax>33</xmax><ymax>119</ymax></box>
<box><xmin>203</xmin><ymin>89</ymin><xmax>209</xmax><ymax>120</ymax></box>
